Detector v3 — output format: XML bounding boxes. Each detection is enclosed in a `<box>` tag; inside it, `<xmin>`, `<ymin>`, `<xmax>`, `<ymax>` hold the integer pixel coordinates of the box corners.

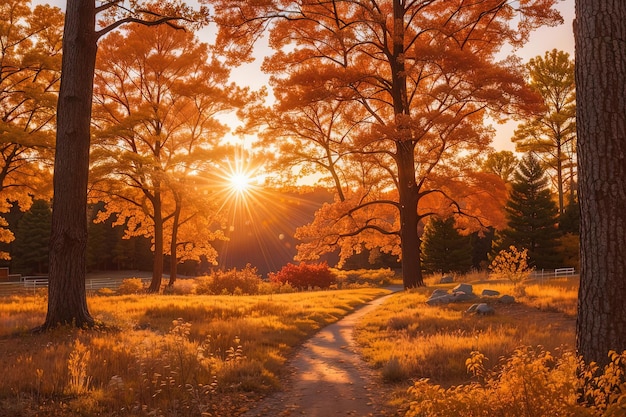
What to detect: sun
<box><xmin>229</xmin><ymin>172</ymin><xmax>252</xmax><ymax>193</ymax></box>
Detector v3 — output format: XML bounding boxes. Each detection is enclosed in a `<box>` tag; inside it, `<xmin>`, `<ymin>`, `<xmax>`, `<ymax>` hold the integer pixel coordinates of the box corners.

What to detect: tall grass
<box><xmin>0</xmin><ymin>287</ymin><xmax>389</xmax><ymax>416</ymax></box>
<box><xmin>355</xmin><ymin>276</ymin><xmax>578</xmax><ymax>386</ymax></box>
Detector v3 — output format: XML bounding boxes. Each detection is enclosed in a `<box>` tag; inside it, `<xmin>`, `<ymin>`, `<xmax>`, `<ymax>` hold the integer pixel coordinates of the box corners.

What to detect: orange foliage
<box><xmin>0</xmin><ymin>0</ymin><xmax>62</xmax><ymax>258</ymax></box>
<box><xmin>90</xmin><ymin>23</ymin><xmax>250</xmax><ymax>284</ymax></box>
<box><xmin>214</xmin><ymin>0</ymin><xmax>562</xmax><ymax>284</ymax></box>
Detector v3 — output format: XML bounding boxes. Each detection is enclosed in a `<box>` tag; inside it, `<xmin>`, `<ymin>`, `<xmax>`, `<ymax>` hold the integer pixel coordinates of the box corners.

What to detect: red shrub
<box><xmin>269</xmin><ymin>262</ymin><xmax>336</xmax><ymax>290</ymax></box>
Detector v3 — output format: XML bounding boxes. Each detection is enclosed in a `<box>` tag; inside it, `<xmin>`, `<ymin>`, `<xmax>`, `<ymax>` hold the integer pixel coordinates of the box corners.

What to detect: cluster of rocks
<box><xmin>426</xmin><ymin>282</ymin><xmax>515</xmax><ymax>316</ymax></box>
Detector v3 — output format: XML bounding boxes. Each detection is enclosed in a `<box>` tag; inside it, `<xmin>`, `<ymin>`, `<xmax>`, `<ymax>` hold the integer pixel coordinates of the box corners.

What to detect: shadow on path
<box><xmin>242</xmin><ymin>288</ymin><xmax>402</xmax><ymax>417</ymax></box>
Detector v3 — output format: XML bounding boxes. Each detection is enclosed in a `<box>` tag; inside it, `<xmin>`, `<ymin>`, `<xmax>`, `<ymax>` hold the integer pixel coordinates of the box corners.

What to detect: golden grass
<box><xmin>0</xmin><ymin>273</ymin><xmax>582</xmax><ymax>416</ymax></box>
<box><xmin>0</xmin><ymin>287</ymin><xmax>389</xmax><ymax>416</ymax></box>
<box><xmin>354</xmin><ymin>276</ymin><xmax>578</xmax><ymax>387</ymax></box>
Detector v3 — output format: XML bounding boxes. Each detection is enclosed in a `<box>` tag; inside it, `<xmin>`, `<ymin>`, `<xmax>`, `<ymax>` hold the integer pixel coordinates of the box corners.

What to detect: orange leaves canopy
<box><xmin>0</xmin><ymin>0</ymin><xmax>63</xmax><ymax>257</ymax></box>
<box><xmin>213</xmin><ymin>0</ymin><xmax>562</xmax><ymax>284</ymax></box>
<box><xmin>90</xmin><ymin>23</ymin><xmax>248</xmax><ymax>269</ymax></box>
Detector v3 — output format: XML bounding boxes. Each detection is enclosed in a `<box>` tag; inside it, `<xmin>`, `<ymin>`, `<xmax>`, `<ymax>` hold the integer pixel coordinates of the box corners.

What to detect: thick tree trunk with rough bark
<box><xmin>392</xmin><ymin>0</ymin><xmax>423</xmax><ymax>289</ymax></box>
<box><xmin>397</xmin><ymin>141</ymin><xmax>423</xmax><ymax>288</ymax></box>
<box><xmin>575</xmin><ymin>0</ymin><xmax>626</xmax><ymax>367</ymax></box>
<box><xmin>42</xmin><ymin>0</ymin><xmax>96</xmax><ymax>329</ymax></box>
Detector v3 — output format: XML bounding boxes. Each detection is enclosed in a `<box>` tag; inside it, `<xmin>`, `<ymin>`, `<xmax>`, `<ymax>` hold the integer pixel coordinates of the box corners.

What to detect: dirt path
<box><xmin>241</xmin><ymin>291</ymin><xmax>399</xmax><ymax>417</ymax></box>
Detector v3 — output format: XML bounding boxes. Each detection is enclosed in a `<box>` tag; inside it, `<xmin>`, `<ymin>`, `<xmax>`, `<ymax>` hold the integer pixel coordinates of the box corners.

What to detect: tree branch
<box><xmin>96</xmin><ymin>15</ymin><xmax>189</xmax><ymax>39</ymax></box>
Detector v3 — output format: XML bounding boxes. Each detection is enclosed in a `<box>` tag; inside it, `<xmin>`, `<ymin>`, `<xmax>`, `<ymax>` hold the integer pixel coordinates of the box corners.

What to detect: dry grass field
<box><xmin>0</xmin><ymin>286</ymin><xmax>389</xmax><ymax>416</ymax></box>
<box><xmin>0</xmin><ymin>272</ymin><xmax>623</xmax><ymax>416</ymax></box>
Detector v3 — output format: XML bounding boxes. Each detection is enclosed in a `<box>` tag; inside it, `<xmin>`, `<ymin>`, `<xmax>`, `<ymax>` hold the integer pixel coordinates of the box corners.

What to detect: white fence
<box><xmin>0</xmin><ymin>276</ymin><xmax>151</xmax><ymax>296</ymax></box>
<box><xmin>530</xmin><ymin>267</ymin><xmax>576</xmax><ymax>280</ymax></box>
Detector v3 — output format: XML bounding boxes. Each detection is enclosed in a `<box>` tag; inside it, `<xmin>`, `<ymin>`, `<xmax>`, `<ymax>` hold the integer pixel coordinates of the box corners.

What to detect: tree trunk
<box><xmin>397</xmin><ymin>141</ymin><xmax>423</xmax><ymax>288</ymax></box>
<box><xmin>168</xmin><ymin>203</ymin><xmax>181</xmax><ymax>287</ymax></box>
<box><xmin>42</xmin><ymin>0</ymin><xmax>96</xmax><ymax>329</ymax></box>
<box><xmin>392</xmin><ymin>0</ymin><xmax>423</xmax><ymax>289</ymax></box>
<box><xmin>575</xmin><ymin>0</ymin><xmax>626</xmax><ymax>368</ymax></box>
<box><xmin>148</xmin><ymin>192</ymin><xmax>164</xmax><ymax>292</ymax></box>
<box><xmin>556</xmin><ymin>136</ymin><xmax>564</xmax><ymax>215</ymax></box>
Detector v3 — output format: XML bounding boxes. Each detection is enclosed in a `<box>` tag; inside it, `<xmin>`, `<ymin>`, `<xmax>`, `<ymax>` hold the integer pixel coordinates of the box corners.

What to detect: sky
<box><xmin>34</xmin><ymin>0</ymin><xmax>575</xmax><ymax>152</ymax></box>
<box><xmin>491</xmin><ymin>0</ymin><xmax>575</xmax><ymax>151</ymax></box>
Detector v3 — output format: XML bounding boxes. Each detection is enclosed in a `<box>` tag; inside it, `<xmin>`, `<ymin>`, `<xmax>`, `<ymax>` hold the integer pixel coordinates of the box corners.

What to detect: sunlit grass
<box><xmin>0</xmin><ymin>273</ymin><xmax>582</xmax><ymax>415</ymax></box>
<box><xmin>355</xmin><ymin>276</ymin><xmax>578</xmax><ymax>387</ymax></box>
<box><xmin>0</xmin><ymin>287</ymin><xmax>389</xmax><ymax>416</ymax></box>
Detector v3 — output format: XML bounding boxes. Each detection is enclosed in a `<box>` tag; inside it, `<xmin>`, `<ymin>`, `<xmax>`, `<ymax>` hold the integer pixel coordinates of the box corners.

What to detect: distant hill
<box><xmin>212</xmin><ymin>187</ymin><xmax>335</xmax><ymax>276</ymax></box>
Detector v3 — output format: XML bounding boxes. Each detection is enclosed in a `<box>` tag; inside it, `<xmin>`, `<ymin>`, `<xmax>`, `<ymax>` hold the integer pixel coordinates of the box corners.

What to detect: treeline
<box><xmin>421</xmin><ymin>153</ymin><xmax>579</xmax><ymax>276</ymax></box>
<box><xmin>0</xmin><ymin>189</ymin><xmax>338</xmax><ymax>277</ymax></box>
<box><xmin>0</xmin><ymin>0</ymin><xmax>576</xmax><ymax>285</ymax></box>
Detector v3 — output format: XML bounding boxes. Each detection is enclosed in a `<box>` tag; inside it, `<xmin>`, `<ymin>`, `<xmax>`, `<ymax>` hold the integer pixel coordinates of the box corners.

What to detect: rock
<box><xmin>426</xmin><ymin>289</ymin><xmax>453</xmax><ymax>305</ymax></box>
<box><xmin>465</xmin><ymin>303</ymin><xmax>494</xmax><ymax>315</ymax></box>
<box><xmin>439</xmin><ymin>275</ymin><xmax>454</xmax><ymax>284</ymax></box>
<box><xmin>481</xmin><ymin>289</ymin><xmax>500</xmax><ymax>297</ymax></box>
<box><xmin>452</xmin><ymin>291</ymin><xmax>477</xmax><ymax>302</ymax></box>
<box><xmin>466</xmin><ymin>303</ymin><xmax>480</xmax><ymax>313</ymax></box>
<box><xmin>430</xmin><ymin>288</ymin><xmax>449</xmax><ymax>298</ymax></box>
<box><xmin>452</xmin><ymin>283</ymin><xmax>473</xmax><ymax>295</ymax></box>
<box><xmin>475</xmin><ymin>303</ymin><xmax>495</xmax><ymax>315</ymax></box>
<box><xmin>499</xmin><ymin>295</ymin><xmax>515</xmax><ymax>304</ymax></box>
<box><xmin>426</xmin><ymin>294</ymin><xmax>453</xmax><ymax>305</ymax></box>
<box><xmin>426</xmin><ymin>286</ymin><xmax>477</xmax><ymax>305</ymax></box>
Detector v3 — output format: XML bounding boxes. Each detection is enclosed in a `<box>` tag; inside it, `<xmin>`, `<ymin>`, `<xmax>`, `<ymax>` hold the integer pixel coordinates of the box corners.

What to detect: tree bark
<box><xmin>168</xmin><ymin>202</ymin><xmax>181</xmax><ymax>287</ymax></box>
<box><xmin>397</xmin><ymin>141</ymin><xmax>423</xmax><ymax>288</ymax></box>
<box><xmin>148</xmin><ymin>190</ymin><xmax>164</xmax><ymax>292</ymax></box>
<box><xmin>42</xmin><ymin>0</ymin><xmax>96</xmax><ymax>329</ymax></box>
<box><xmin>575</xmin><ymin>0</ymin><xmax>626</xmax><ymax>367</ymax></box>
<box><xmin>392</xmin><ymin>0</ymin><xmax>423</xmax><ymax>288</ymax></box>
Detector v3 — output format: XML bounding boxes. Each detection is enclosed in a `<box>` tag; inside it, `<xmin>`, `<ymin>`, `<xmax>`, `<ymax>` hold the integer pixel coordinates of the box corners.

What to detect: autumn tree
<box><xmin>216</xmin><ymin>0</ymin><xmax>562</xmax><ymax>287</ymax></box>
<box><xmin>512</xmin><ymin>49</ymin><xmax>576</xmax><ymax>216</ymax></box>
<box><xmin>249</xmin><ymin>82</ymin><xmax>373</xmax><ymax>200</ymax></box>
<box><xmin>90</xmin><ymin>23</ymin><xmax>244</xmax><ymax>291</ymax></box>
<box><xmin>43</xmin><ymin>1</ymin><xmax>206</xmax><ymax>328</ymax></box>
<box><xmin>575</xmin><ymin>0</ymin><xmax>626</xmax><ymax>367</ymax></box>
<box><xmin>481</xmin><ymin>151</ymin><xmax>519</xmax><ymax>184</ymax></box>
<box><xmin>500</xmin><ymin>153</ymin><xmax>561</xmax><ymax>269</ymax></box>
<box><xmin>0</xmin><ymin>0</ymin><xmax>62</xmax><ymax>260</ymax></box>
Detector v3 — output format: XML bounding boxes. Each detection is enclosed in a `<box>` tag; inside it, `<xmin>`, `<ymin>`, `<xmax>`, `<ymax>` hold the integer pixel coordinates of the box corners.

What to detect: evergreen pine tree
<box><xmin>87</xmin><ymin>202</ymin><xmax>120</xmax><ymax>271</ymax></box>
<box><xmin>501</xmin><ymin>153</ymin><xmax>562</xmax><ymax>269</ymax></box>
<box><xmin>11</xmin><ymin>200</ymin><xmax>52</xmax><ymax>274</ymax></box>
<box><xmin>559</xmin><ymin>197</ymin><xmax>580</xmax><ymax>234</ymax></box>
<box><xmin>421</xmin><ymin>217</ymin><xmax>473</xmax><ymax>275</ymax></box>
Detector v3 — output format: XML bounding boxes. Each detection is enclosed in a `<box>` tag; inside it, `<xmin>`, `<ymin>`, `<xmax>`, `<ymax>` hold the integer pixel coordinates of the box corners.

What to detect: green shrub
<box><xmin>269</xmin><ymin>262</ymin><xmax>336</xmax><ymax>290</ymax></box>
<box><xmin>116</xmin><ymin>278</ymin><xmax>145</xmax><ymax>295</ymax></box>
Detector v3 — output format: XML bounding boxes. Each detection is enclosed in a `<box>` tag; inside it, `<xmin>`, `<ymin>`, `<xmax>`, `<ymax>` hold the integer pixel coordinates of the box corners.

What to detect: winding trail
<box><xmin>242</xmin><ymin>291</ymin><xmax>399</xmax><ymax>417</ymax></box>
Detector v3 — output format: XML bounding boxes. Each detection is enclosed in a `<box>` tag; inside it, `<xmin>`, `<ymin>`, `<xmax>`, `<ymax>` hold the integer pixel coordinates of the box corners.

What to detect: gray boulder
<box><xmin>430</xmin><ymin>288</ymin><xmax>449</xmax><ymax>298</ymax></box>
<box><xmin>475</xmin><ymin>303</ymin><xmax>495</xmax><ymax>315</ymax></box>
<box><xmin>451</xmin><ymin>291</ymin><xmax>477</xmax><ymax>302</ymax></box>
<box><xmin>426</xmin><ymin>294</ymin><xmax>453</xmax><ymax>305</ymax></box>
<box><xmin>426</xmin><ymin>289</ymin><xmax>453</xmax><ymax>305</ymax></box>
<box><xmin>466</xmin><ymin>303</ymin><xmax>480</xmax><ymax>314</ymax></box>
<box><xmin>452</xmin><ymin>283</ymin><xmax>473</xmax><ymax>295</ymax></box>
<box><xmin>481</xmin><ymin>289</ymin><xmax>500</xmax><ymax>297</ymax></box>
<box><xmin>499</xmin><ymin>295</ymin><xmax>515</xmax><ymax>304</ymax></box>
<box><xmin>426</xmin><ymin>289</ymin><xmax>477</xmax><ymax>305</ymax></box>
<box><xmin>439</xmin><ymin>275</ymin><xmax>454</xmax><ymax>284</ymax></box>
<box><xmin>465</xmin><ymin>303</ymin><xmax>495</xmax><ymax>315</ymax></box>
